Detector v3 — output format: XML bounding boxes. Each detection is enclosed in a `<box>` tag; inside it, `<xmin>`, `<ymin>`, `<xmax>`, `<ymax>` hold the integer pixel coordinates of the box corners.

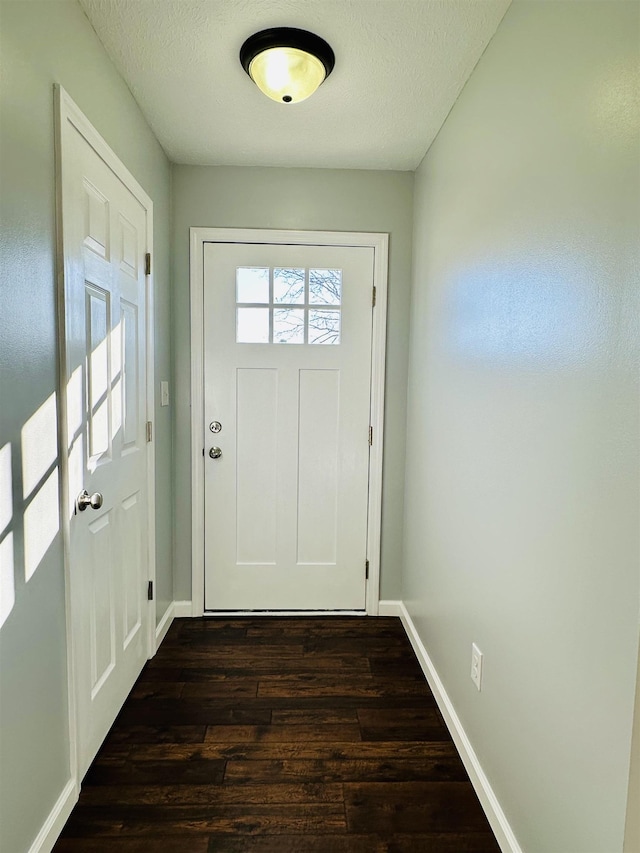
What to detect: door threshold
<box><xmin>203</xmin><ymin>609</ymin><xmax>367</xmax><ymax>617</ymax></box>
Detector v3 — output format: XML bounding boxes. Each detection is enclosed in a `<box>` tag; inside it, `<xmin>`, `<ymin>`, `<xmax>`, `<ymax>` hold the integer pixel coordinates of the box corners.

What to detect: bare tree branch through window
<box><xmin>236</xmin><ymin>267</ymin><xmax>342</xmax><ymax>344</ymax></box>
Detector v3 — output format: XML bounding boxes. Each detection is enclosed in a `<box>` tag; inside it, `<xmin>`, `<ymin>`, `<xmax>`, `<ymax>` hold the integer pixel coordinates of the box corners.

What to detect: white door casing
<box><xmin>190</xmin><ymin>229</ymin><xmax>388</xmax><ymax>615</ymax></box>
<box><xmin>55</xmin><ymin>87</ymin><xmax>156</xmax><ymax>781</ymax></box>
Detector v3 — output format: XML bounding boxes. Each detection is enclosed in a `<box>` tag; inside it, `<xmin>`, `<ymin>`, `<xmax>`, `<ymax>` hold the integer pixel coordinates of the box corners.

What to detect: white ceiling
<box><xmin>79</xmin><ymin>0</ymin><xmax>511</xmax><ymax>171</ymax></box>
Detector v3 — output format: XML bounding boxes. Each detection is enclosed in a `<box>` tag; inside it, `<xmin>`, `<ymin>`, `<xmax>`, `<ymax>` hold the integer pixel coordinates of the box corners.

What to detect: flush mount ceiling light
<box><xmin>240</xmin><ymin>27</ymin><xmax>335</xmax><ymax>104</ymax></box>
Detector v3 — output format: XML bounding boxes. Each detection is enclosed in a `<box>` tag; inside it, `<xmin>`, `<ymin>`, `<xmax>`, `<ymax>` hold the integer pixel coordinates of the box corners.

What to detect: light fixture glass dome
<box><xmin>240</xmin><ymin>28</ymin><xmax>335</xmax><ymax>105</ymax></box>
<box><xmin>249</xmin><ymin>47</ymin><xmax>326</xmax><ymax>104</ymax></box>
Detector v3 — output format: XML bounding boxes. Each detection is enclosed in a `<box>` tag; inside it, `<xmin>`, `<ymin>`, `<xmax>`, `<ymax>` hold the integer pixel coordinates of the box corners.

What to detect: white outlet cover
<box><xmin>471</xmin><ymin>642</ymin><xmax>483</xmax><ymax>691</ymax></box>
<box><xmin>160</xmin><ymin>381</ymin><xmax>169</xmax><ymax>407</ymax></box>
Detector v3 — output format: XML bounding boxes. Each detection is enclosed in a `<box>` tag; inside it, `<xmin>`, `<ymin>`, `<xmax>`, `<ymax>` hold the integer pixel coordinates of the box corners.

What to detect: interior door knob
<box><xmin>209</xmin><ymin>447</ymin><xmax>222</xmax><ymax>459</ymax></box>
<box><xmin>76</xmin><ymin>489</ymin><xmax>104</xmax><ymax>512</ymax></box>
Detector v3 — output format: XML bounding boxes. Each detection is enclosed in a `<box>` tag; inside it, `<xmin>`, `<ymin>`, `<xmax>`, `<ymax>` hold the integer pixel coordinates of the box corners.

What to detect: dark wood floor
<box><xmin>54</xmin><ymin>616</ymin><xmax>500</xmax><ymax>852</ymax></box>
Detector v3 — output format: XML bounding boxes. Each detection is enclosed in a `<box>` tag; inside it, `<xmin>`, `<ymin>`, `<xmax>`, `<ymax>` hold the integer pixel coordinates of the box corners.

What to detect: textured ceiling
<box><xmin>79</xmin><ymin>0</ymin><xmax>511</xmax><ymax>170</ymax></box>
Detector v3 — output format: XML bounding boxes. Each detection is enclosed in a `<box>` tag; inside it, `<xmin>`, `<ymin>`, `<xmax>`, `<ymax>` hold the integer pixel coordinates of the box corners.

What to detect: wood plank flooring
<box><xmin>54</xmin><ymin>617</ymin><xmax>500</xmax><ymax>852</ymax></box>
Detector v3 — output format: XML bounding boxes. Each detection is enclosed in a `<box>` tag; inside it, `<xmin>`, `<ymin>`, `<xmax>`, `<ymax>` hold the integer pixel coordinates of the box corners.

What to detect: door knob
<box><xmin>76</xmin><ymin>489</ymin><xmax>104</xmax><ymax>512</ymax></box>
<box><xmin>209</xmin><ymin>447</ymin><xmax>222</xmax><ymax>459</ymax></box>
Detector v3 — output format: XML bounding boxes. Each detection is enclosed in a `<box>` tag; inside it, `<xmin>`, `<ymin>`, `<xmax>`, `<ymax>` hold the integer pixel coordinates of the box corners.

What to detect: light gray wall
<box><xmin>404</xmin><ymin>2</ymin><xmax>640</xmax><ymax>851</ymax></box>
<box><xmin>172</xmin><ymin>166</ymin><xmax>413</xmax><ymax>602</ymax></box>
<box><xmin>0</xmin><ymin>2</ymin><xmax>172</xmax><ymax>850</ymax></box>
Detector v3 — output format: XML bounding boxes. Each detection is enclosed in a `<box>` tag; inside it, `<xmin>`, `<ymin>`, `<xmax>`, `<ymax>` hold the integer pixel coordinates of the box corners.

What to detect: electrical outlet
<box><xmin>471</xmin><ymin>643</ymin><xmax>483</xmax><ymax>691</ymax></box>
<box><xmin>160</xmin><ymin>381</ymin><xmax>170</xmax><ymax>407</ymax></box>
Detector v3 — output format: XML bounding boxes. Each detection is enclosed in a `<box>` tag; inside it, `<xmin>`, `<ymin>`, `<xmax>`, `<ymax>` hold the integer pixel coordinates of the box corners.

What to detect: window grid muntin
<box><xmin>236</xmin><ymin>266</ymin><xmax>341</xmax><ymax>345</ymax></box>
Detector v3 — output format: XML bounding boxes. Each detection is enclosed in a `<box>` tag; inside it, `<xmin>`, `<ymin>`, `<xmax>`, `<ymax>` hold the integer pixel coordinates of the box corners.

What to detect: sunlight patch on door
<box><xmin>68</xmin><ymin>434</ymin><xmax>84</xmax><ymax>520</ymax></box>
<box><xmin>110</xmin><ymin>318</ymin><xmax>123</xmax><ymax>441</ymax></box>
<box><xmin>66</xmin><ymin>366</ymin><xmax>83</xmax><ymax>446</ymax></box>
<box><xmin>86</xmin><ymin>284</ymin><xmax>111</xmax><ymax>466</ymax></box>
<box><xmin>120</xmin><ymin>305</ymin><xmax>139</xmax><ymax>450</ymax></box>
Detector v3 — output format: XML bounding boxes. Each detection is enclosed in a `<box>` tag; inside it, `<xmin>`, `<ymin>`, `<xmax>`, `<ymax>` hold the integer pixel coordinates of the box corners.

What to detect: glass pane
<box><xmin>237</xmin><ymin>307</ymin><xmax>269</xmax><ymax>343</ymax></box>
<box><xmin>274</xmin><ymin>268</ymin><xmax>305</xmax><ymax>304</ymax></box>
<box><xmin>274</xmin><ymin>308</ymin><xmax>304</xmax><ymax>344</ymax></box>
<box><xmin>309</xmin><ymin>309</ymin><xmax>341</xmax><ymax>345</ymax></box>
<box><xmin>309</xmin><ymin>269</ymin><xmax>341</xmax><ymax>305</ymax></box>
<box><xmin>237</xmin><ymin>267</ymin><xmax>269</xmax><ymax>303</ymax></box>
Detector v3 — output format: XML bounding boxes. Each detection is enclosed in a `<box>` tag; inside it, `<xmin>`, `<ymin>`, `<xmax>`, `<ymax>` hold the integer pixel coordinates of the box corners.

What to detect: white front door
<box><xmin>203</xmin><ymin>242</ymin><xmax>374</xmax><ymax>610</ymax></box>
<box><xmin>59</xmin><ymin>93</ymin><xmax>151</xmax><ymax>778</ymax></box>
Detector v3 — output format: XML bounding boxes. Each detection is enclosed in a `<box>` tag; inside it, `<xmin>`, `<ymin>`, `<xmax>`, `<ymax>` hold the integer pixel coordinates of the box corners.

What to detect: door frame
<box><xmin>190</xmin><ymin>227</ymin><xmax>389</xmax><ymax>617</ymax></box>
<box><xmin>54</xmin><ymin>85</ymin><xmax>156</xmax><ymax>785</ymax></box>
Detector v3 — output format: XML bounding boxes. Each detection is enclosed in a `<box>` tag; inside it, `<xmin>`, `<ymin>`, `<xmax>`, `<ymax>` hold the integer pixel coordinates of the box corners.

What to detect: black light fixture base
<box><xmin>240</xmin><ymin>27</ymin><xmax>335</xmax><ymax>79</ymax></box>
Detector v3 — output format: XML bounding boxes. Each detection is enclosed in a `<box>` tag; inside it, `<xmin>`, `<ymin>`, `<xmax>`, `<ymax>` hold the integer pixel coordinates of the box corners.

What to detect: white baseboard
<box><xmin>28</xmin><ymin>778</ymin><xmax>77</xmax><ymax>853</ymax></box>
<box><xmin>173</xmin><ymin>600</ymin><xmax>193</xmax><ymax>618</ymax></box>
<box><xmin>155</xmin><ymin>602</ymin><xmax>174</xmax><ymax>646</ymax></box>
<box><xmin>397</xmin><ymin>602</ymin><xmax>522</xmax><ymax>853</ymax></box>
<box><xmin>378</xmin><ymin>599</ymin><xmax>402</xmax><ymax>616</ymax></box>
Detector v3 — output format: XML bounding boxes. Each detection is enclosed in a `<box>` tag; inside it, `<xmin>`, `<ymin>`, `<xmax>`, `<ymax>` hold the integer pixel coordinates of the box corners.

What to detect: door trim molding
<box><xmin>190</xmin><ymin>227</ymin><xmax>389</xmax><ymax>617</ymax></box>
<box><xmin>54</xmin><ymin>85</ymin><xmax>156</xmax><ymax>786</ymax></box>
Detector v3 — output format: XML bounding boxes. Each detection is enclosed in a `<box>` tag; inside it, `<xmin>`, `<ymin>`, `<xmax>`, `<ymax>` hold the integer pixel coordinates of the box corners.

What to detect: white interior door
<box><xmin>203</xmin><ymin>242</ymin><xmax>374</xmax><ymax>610</ymax></box>
<box><xmin>59</xmin><ymin>96</ymin><xmax>151</xmax><ymax>778</ymax></box>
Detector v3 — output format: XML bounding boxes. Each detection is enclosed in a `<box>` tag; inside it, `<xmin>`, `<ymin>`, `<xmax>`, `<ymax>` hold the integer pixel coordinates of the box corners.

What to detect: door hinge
<box><xmin>145</xmin><ymin>253</ymin><xmax>151</xmax><ymax>276</ymax></box>
<box><xmin>372</xmin><ymin>285</ymin><xmax>376</xmax><ymax>307</ymax></box>
<box><xmin>368</xmin><ymin>425</ymin><xmax>373</xmax><ymax>446</ymax></box>
<box><xmin>365</xmin><ymin>559</ymin><xmax>370</xmax><ymax>580</ymax></box>
<box><xmin>146</xmin><ymin>421</ymin><xmax>153</xmax><ymax>442</ymax></box>
<box><xmin>147</xmin><ymin>581</ymin><xmax>153</xmax><ymax>601</ymax></box>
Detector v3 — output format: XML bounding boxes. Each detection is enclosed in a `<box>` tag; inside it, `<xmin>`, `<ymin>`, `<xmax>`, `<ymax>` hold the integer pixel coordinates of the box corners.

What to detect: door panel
<box><xmin>120</xmin><ymin>300</ymin><xmax>139</xmax><ymax>449</ymax></box>
<box><xmin>236</xmin><ymin>368</ymin><xmax>278</xmax><ymax>565</ymax></box>
<box><xmin>88</xmin><ymin>512</ymin><xmax>115</xmax><ymax>694</ymax></box>
<box><xmin>203</xmin><ymin>243</ymin><xmax>373</xmax><ymax>611</ymax></box>
<box><xmin>85</xmin><ymin>284</ymin><xmax>111</xmax><ymax>462</ymax></box>
<box><xmin>61</xmin><ymin>114</ymin><xmax>150</xmax><ymax>778</ymax></box>
<box><xmin>297</xmin><ymin>369</ymin><xmax>340</xmax><ymax>565</ymax></box>
<box><xmin>121</xmin><ymin>490</ymin><xmax>143</xmax><ymax>647</ymax></box>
